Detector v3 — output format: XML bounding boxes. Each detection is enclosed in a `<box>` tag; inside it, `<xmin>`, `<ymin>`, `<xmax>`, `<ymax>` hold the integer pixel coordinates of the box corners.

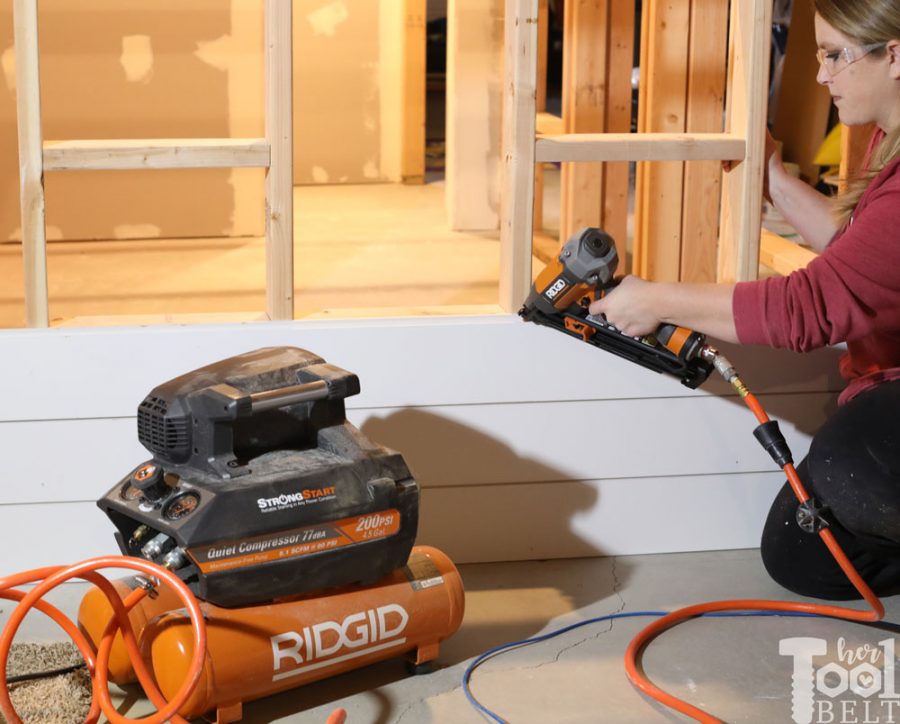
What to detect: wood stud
<box><xmin>264</xmin><ymin>0</ymin><xmax>294</xmax><ymax>321</ymax></box>
<box><xmin>14</xmin><ymin>1</ymin><xmax>776</xmax><ymax>322</ymax></box>
<box><xmin>679</xmin><ymin>0</ymin><xmax>729</xmax><ymax>283</ymax></box>
<box><xmin>503</xmin><ymin>0</ymin><xmax>772</xmax><ymax>307</ymax></box>
<box><xmin>717</xmin><ymin>0</ymin><xmax>772</xmax><ymax>283</ymax></box>
<box><xmin>13</xmin><ymin>0</ymin><xmax>49</xmax><ymax>328</ymax></box>
<box><xmin>12</xmin><ymin>0</ymin><xmax>296</xmax><ymax>326</ymax></box>
<box><xmin>559</xmin><ymin>0</ymin><xmax>609</xmax><ymax>245</ymax></box>
<box><xmin>499</xmin><ymin>0</ymin><xmax>539</xmax><ymax>312</ymax></box>
<box><xmin>632</xmin><ymin>0</ymin><xmax>691</xmax><ymax>283</ymax></box>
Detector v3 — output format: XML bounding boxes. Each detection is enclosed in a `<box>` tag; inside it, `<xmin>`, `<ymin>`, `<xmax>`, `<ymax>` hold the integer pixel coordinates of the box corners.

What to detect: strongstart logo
<box><xmin>256</xmin><ymin>486</ymin><xmax>337</xmax><ymax>513</ymax></box>
<box><xmin>781</xmin><ymin>637</ymin><xmax>900</xmax><ymax>723</ymax></box>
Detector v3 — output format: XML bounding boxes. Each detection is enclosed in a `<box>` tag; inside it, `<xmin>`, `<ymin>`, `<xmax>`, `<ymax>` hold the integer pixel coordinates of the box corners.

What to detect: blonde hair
<box><xmin>814</xmin><ymin>0</ymin><xmax>900</xmax><ymax>223</ymax></box>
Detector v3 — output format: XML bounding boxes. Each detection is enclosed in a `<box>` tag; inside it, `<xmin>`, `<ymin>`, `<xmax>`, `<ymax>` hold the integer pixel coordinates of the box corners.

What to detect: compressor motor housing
<box><xmin>98</xmin><ymin>347</ymin><xmax>419</xmax><ymax>608</ymax></box>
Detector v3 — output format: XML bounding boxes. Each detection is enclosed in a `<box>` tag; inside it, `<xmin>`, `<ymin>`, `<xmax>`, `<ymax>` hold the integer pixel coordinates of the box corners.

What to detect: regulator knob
<box><xmin>131</xmin><ymin>462</ymin><xmax>168</xmax><ymax>502</ymax></box>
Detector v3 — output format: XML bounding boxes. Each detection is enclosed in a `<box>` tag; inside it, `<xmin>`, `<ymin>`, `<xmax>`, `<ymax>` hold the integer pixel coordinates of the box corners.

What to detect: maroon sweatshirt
<box><xmin>732</xmin><ymin>134</ymin><xmax>900</xmax><ymax>405</ymax></box>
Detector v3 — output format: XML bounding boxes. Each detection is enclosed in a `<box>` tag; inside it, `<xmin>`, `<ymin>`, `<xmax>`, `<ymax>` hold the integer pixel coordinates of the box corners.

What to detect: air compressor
<box><xmin>76</xmin><ymin>347</ymin><xmax>465</xmax><ymax>722</ymax></box>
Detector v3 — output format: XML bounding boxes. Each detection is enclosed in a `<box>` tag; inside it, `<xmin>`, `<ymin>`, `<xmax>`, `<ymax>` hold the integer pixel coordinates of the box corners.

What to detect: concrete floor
<box><xmin>5</xmin><ymin>548</ymin><xmax>900</xmax><ymax>723</ymax></box>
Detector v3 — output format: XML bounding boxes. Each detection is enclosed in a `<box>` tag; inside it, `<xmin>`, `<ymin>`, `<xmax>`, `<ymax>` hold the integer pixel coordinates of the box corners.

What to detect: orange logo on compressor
<box><xmin>303</xmin><ymin>486</ymin><xmax>335</xmax><ymax>499</ymax></box>
<box><xmin>257</xmin><ymin>486</ymin><xmax>336</xmax><ymax>511</ymax></box>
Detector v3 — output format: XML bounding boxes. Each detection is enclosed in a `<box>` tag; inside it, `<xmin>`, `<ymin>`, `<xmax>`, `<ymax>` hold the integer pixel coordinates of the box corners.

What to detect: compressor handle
<box><xmin>249</xmin><ymin>380</ymin><xmax>330</xmax><ymax>412</ymax></box>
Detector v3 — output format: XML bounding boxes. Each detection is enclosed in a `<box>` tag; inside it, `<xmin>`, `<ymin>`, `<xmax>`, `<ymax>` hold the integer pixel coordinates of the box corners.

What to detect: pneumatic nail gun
<box><xmin>519</xmin><ymin>227</ymin><xmax>714</xmax><ymax>389</ymax></box>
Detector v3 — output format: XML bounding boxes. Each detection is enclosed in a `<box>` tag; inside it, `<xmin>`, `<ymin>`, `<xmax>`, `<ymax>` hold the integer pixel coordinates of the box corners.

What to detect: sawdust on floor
<box><xmin>3</xmin><ymin>643</ymin><xmax>90</xmax><ymax>724</ymax></box>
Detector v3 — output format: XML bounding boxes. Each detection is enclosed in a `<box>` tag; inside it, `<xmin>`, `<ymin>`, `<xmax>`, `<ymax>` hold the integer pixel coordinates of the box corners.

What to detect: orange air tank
<box><xmin>80</xmin><ymin>546</ymin><xmax>464</xmax><ymax>723</ymax></box>
<box><xmin>77</xmin><ymin>576</ymin><xmax>184</xmax><ymax>684</ymax></box>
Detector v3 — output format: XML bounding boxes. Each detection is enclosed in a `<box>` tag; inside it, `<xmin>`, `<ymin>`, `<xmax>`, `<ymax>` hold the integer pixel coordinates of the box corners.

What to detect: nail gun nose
<box><xmin>581</xmin><ymin>228</ymin><xmax>613</xmax><ymax>258</ymax></box>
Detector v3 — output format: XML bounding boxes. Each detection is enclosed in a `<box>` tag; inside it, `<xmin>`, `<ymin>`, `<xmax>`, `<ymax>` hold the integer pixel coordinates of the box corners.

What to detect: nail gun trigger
<box><xmin>579</xmin><ymin>289</ymin><xmax>600</xmax><ymax>308</ymax></box>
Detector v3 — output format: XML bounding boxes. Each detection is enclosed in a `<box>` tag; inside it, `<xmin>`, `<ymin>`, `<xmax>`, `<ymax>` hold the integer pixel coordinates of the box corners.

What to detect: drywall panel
<box><xmin>445</xmin><ymin>0</ymin><xmax>504</xmax><ymax>230</ymax></box>
<box><xmin>0</xmin><ymin>0</ymin><xmax>265</xmax><ymax>242</ymax></box>
<box><xmin>0</xmin><ymin>315</ymin><xmax>844</xmax><ymax>422</ymax></box>
<box><xmin>0</xmin><ymin>472</ymin><xmax>786</xmax><ymax>569</ymax></box>
<box><xmin>293</xmin><ymin>0</ymin><xmax>415</xmax><ymax>185</ymax></box>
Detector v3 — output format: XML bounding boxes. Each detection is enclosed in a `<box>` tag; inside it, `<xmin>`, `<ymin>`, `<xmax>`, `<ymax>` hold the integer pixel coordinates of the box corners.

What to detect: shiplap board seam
<box><xmin>0</xmin><ymin>471</ymin><xmax>789</xmax><ymax>566</ymax></box>
<box><xmin>0</xmin><ymin>467</ymin><xmax>795</xmax><ymax>508</ymax></box>
<box><xmin>392</xmin><ymin>469</ymin><xmax>792</xmax><ymax>489</ymax></box>
<box><xmin>0</xmin><ymin>500</ymin><xmax>90</xmax><ymax>508</ymax></box>
<box><xmin>1</xmin><ymin>397</ymin><xmax>824</xmax><ymax>506</ymax></box>
<box><xmin>0</xmin><ymin>388</ymin><xmax>842</xmax><ymax>425</ymax></box>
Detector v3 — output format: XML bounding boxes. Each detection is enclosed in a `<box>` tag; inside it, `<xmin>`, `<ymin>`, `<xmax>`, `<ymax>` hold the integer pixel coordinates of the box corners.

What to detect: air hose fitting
<box><xmin>700</xmin><ymin>345</ymin><xmax>792</xmax><ymax>467</ymax></box>
<box><xmin>625</xmin><ymin>345</ymin><xmax>884</xmax><ymax>724</ymax></box>
<box><xmin>699</xmin><ymin>345</ymin><xmax>747</xmax><ymax>396</ymax></box>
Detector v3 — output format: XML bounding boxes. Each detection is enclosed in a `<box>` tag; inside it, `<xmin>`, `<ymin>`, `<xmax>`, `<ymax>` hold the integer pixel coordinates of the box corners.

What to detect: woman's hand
<box><xmin>762</xmin><ymin>128</ymin><xmax>785</xmax><ymax>203</ymax></box>
<box><xmin>723</xmin><ymin>128</ymin><xmax>783</xmax><ymax>203</ymax></box>
<box><xmin>587</xmin><ymin>276</ymin><xmax>662</xmax><ymax>337</ymax></box>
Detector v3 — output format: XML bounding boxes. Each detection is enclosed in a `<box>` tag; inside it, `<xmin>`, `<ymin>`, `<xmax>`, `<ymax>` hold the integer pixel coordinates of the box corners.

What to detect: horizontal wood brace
<box><xmin>759</xmin><ymin>229</ymin><xmax>818</xmax><ymax>275</ymax></box>
<box><xmin>42</xmin><ymin>138</ymin><xmax>270</xmax><ymax>171</ymax></box>
<box><xmin>535</xmin><ymin>132</ymin><xmax>746</xmax><ymax>163</ymax></box>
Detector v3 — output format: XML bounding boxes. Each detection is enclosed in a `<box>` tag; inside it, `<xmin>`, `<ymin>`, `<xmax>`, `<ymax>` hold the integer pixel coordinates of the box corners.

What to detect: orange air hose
<box><xmin>623</xmin><ymin>376</ymin><xmax>885</xmax><ymax>723</ymax></box>
<box><xmin>1</xmin><ymin>556</ymin><xmax>351</xmax><ymax>724</ymax></box>
<box><xmin>0</xmin><ymin>556</ymin><xmax>206</xmax><ymax>724</ymax></box>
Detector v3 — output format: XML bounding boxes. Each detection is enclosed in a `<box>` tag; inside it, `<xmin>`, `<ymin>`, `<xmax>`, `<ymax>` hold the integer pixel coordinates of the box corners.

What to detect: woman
<box><xmin>590</xmin><ymin>0</ymin><xmax>900</xmax><ymax>600</ymax></box>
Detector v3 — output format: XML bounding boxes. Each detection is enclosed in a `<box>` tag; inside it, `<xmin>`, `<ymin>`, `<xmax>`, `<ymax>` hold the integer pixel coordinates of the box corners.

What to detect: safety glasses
<box><xmin>816</xmin><ymin>42</ymin><xmax>886</xmax><ymax>76</ymax></box>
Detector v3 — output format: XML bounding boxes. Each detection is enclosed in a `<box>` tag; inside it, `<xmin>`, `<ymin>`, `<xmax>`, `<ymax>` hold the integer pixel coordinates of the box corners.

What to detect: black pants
<box><xmin>760</xmin><ymin>379</ymin><xmax>900</xmax><ymax>600</ymax></box>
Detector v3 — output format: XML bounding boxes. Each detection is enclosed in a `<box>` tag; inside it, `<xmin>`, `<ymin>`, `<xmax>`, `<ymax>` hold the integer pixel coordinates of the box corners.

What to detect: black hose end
<box><xmin>753</xmin><ymin>420</ymin><xmax>794</xmax><ymax>468</ymax></box>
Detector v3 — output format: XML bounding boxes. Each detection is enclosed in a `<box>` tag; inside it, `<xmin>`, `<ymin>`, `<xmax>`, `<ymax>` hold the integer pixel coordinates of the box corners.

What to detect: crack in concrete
<box><xmin>523</xmin><ymin>556</ymin><xmax>629</xmax><ymax>669</ymax></box>
<box><xmin>393</xmin><ymin>701</ymin><xmax>417</xmax><ymax>724</ymax></box>
<box><xmin>394</xmin><ymin>682</ymin><xmax>470</xmax><ymax>723</ymax></box>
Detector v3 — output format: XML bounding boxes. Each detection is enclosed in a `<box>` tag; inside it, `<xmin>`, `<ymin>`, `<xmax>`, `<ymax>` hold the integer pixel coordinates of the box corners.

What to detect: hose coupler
<box><xmin>700</xmin><ymin>346</ymin><xmax>750</xmax><ymax>397</ymax></box>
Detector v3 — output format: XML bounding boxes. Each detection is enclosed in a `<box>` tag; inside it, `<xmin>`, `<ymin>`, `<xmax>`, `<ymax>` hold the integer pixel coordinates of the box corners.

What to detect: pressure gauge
<box><xmin>120</xmin><ymin>481</ymin><xmax>144</xmax><ymax>501</ymax></box>
<box><xmin>164</xmin><ymin>492</ymin><xmax>201</xmax><ymax>520</ymax></box>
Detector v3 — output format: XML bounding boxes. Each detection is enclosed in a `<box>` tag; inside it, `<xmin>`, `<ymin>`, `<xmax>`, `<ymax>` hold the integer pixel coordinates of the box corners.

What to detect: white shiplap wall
<box><xmin>0</xmin><ymin>315</ymin><xmax>844</xmax><ymax>569</ymax></box>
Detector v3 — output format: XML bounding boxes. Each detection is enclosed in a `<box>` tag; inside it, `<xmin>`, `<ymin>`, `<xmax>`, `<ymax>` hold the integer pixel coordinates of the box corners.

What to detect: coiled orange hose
<box><xmin>1</xmin><ymin>556</ymin><xmax>350</xmax><ymax>724</ymax></box>
<box><xmin>624</xmin><ymin>391</ymin><xmax>885</xmax><ymax>723</ymax></box>
<box><xmin>0</xmin><ymin>556</ymin><xmax>206</xmax><ymax>724</ymax></box>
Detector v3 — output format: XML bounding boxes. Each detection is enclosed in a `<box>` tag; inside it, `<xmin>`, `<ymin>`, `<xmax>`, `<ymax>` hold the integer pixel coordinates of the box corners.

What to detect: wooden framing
<box><xmin>633</xmin><ymin>0</ymin><xmax>691</xmax><ymax>283</ymax></box>
<box><xmin>533</xmin><ymin>0</ymin><xmax>550</xmax><ymax>231</ymax></box>
<box><xmin>42</xmin><ymin>139</ymin><xmax>270</xmax><ymax>172</ymax></box>
<box><xmin>12</xmin><ymin>0</ymin><xmax>48</xmax><ymax>328</ymax></box>
<box><xmin>12</xmin><ymin>0</ymin><xmax>294</xmax><ymax>327</ymax></box>
<box><xmin>502</xmin><ymin>0</ymin><xmax>772</xmax><ymax>304</ymax></box>
<box><xmin>499</xmin><ymin>0</ymin><xmax>539</xmax><ymax>311</ymax></box>
<box><xmin>536</xmin><ymin>133</ymin><xmax>744</xmax><ymax>163</ymax></box>
<box><xmin>558</xmin><ymin>0</ymin><xmax>634</xmax><ymax>248</ymax></box>
<box><xmin>679</xmin><ymin>0</ymin><xmax>729</xmax><ymax>283</ymax></box>
<box><xmin>633</xmin><ymin>0</ymin><xmax>729</xmax><ymax>284</ymax></box>
<box><xmin>717</xmin><ymin>0</ymin><xmax>772</xmax><ymax>283</ymax></box>
<box><xmin>773</xmin><ymin>0</ymin><xmax>832</xmax><ymax>183</ymax></box>
<box><xmin>264</xmin><ymin>0</ymin><xmax>294</xmax><ymax>321</ymax></box>
<box><xmin>759</xmin><ymin>229</ymin><xmax>817</xmax><ymax>276</ymax></box>
<box><xmin>603</xmin><ymin>0</ymin><xmax>636</xmax><ymax>253</ymax></box>
<box><xmin>559</xmin><ymin>0</ymin><xmax>608</xmax><ymax>244</ymax></box>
